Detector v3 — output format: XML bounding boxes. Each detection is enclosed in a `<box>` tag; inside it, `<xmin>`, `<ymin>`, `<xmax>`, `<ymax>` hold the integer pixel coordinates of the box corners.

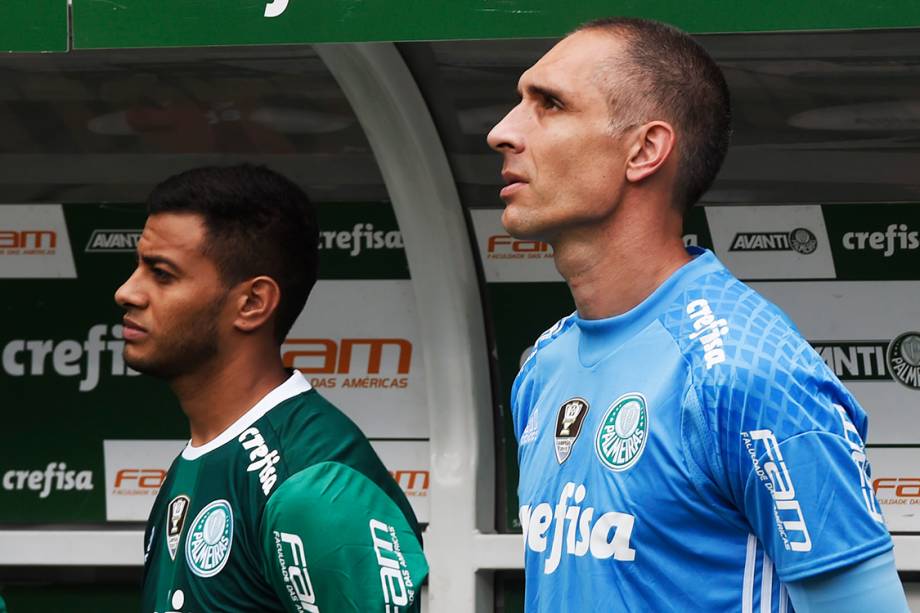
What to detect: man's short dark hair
<box><xmin>577</xmin><ymin>17</ymin><xmax>731</xmax><ymax>211</ymax></box>
<box><xmin>148</xmin><ymin>164</ymin><xmax>318</xmax><ymax>344</ymax></box>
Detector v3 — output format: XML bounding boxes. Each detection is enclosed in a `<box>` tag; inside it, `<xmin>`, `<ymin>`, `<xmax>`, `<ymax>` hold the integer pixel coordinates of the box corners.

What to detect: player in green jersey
<box><xmin>115</xmin><ymin>164</ymin><xmax>428</xmax><ymax>612</ymax></box>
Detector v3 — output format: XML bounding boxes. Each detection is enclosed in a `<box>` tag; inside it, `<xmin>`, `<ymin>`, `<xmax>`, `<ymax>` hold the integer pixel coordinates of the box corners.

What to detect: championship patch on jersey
<box><xmin>185</xmin><ymin>499</ymin><xmax>234</xmax><ymax>577</ymax></box>
<box><xmin>595</xmin><ymin>393</ymin><xmax>649</xmax><ymax>472</ymax></box>
<box><xmin>554</xmin><ymin>398</ymin><xmax>589</xmax><ymax>464</ymax></box>
<box><xmin>167</xmin><ymin>495</ymin><xmax>190</xmax><ymax>561</ymax></box>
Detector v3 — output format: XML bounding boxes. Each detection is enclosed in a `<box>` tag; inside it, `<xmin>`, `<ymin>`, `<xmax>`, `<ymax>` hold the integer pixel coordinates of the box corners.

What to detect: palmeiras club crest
<box><xmin>595</xmin><ymin>393</ymin><xmax>650</xmax><ymax>472</ymax></box>
<box><xmin>888</xmin><ymin>331</ymin><xmax>920</xmax><ymax>390</ymax></box>
<box><xmin>554</xmin><ymin>398</ymin><xmax>589</xmax><ymax>464</ymax></box>
<box><xmin>186</xmin><ymin>499</ymin><xmax>234</xmax><ymax>578</ymax></box>
<box><xmin>166</xmin><ymin>495</ymin><xmax>190</xmax><ymax>561</ymax></box>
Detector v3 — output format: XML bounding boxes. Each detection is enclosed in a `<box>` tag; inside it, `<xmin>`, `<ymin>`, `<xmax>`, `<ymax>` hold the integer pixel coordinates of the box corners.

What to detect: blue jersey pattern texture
<box><xmin>511</xmin><ymin>248</ymin><xmax>891</xmax><ymax>613</ymax></box>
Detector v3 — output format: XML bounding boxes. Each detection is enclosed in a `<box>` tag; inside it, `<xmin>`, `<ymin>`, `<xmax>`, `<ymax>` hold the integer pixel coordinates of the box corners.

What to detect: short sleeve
<box><xmin>740</xmin><ymin>425</ymin><xmax>891</xmax><ymax>581</ymax></box>
<box><xmin>510</xmin><ymin>361</ymin><xmax>536</xmax><ymax>443</ymax></box>
<box><xmin>260</xmin><ymin>461</ymin><xmax>428</xmax><ymax>612</ymax></box>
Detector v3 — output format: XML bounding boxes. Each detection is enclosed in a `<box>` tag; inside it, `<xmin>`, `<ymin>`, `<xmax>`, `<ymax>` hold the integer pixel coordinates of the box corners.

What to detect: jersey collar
<box><xmin>180</xmin><ymin>371</ymin><xmax>312</xmax><ymax>460</ymax></box>
<box><xmin>574</xmin><ymin>247</ymin><xmax>724</xmax><ymax>367</ymax></box>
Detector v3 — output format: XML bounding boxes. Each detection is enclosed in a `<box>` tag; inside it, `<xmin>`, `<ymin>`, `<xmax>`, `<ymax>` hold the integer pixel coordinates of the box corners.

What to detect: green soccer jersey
<box><xmin>141</xmin><ymin>372</ymin><xmax>428</xmax><ymax>613</ymax></box>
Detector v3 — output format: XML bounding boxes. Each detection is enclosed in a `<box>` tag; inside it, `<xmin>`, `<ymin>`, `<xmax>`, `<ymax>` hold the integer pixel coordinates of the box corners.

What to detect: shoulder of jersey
<box><xmin>658</xmin><ymin>270</ymin><xmax>810</xmax><ymax>381</ymax></box>
<box><xmin>520</xmin><ymin>312</ymin><xmax>578</xmax><ymax>372</ymax></box>
<box><xmin>233</xmin><ymin>390</ymin><xmax>366</xmax><ymax>499</ymax></box>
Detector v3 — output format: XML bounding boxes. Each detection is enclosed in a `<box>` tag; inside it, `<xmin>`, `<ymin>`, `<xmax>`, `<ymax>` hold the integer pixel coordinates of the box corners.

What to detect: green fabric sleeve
<box><xmin>260</xmin><ymin>461</ymin><xmax>428</xmax><ymax>612</ymax></box>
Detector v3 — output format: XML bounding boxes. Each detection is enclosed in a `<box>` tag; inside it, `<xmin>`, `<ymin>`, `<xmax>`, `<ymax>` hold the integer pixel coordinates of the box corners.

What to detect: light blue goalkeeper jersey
<box><xmin>511</xmin><ymin>247</ymin><xmax>892</xmax><ymax>613</ymax></box>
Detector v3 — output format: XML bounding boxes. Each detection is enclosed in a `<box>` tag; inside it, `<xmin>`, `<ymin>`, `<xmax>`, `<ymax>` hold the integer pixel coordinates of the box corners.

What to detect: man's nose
<box><xmin>114</xmin><ymin>268</ymin><xmax>147</xmax><ymax>310</ymax></box>
<box><xmin>487</xmin><ymin>104</ymin><xmax>525</xmax><ymax>153</ymax></box>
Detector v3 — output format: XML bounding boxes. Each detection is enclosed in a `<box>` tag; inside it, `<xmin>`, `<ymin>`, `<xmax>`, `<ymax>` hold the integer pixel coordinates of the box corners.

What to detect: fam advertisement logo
<box><xmin>729</xmin><ymin>227</ymin><xmax>818</xmax><ymax>254</ymax></box>
<box><xmin>812</xmin><ymin>331</ymin><xmax>920</xmax><ymax>390</ymax></box>
<box><xmin>1</xmin><ymin>462</ymin><xmax>93</xmax><ymax>499</ymax></box>
<box><xmin>873</xmin><ymin>477</ymin><xmax>920</xmax><ymax>506</ymax></box>
<box><xmin>104</xmin><ymin>440</ymin><xmax>186</xmax><ymax>521</ymax></box>
<box><xmin>318</xmin><ymin>223</ymin><xmax>403</xmax><ymax>257</ymax></box>
<box><xmin>85</xmin><ymin>229</ymin><xmax>142</xmax><ymax>253</ymax></box>
<box><xmin>486</xmin><ymin>235</ymin><xmax>552</xmax><ymax>260</ymax></box>
<box><xmin>0</xmin><ymin>229</ymin><xmax>57</xmax><ymax>255</ymax></box>
<box><xmin>282</xmin><ymin>337</ymin><xmax>412</xmax><ymax>390</ymax></box>
<box><xmin>1</xmin><ymin>324</ymin><xmax>140</xmax><ymax>392</ymax></box>
<box><xmin>0</xmin><ymin>204</ymin><xmax>76</xmax><ymax>278</ymax></box>
<box><xmin>391</xmin><ymin>469</ymin><xmax>429</xmax><ymax>498</ymax></box>
<box><xmin>841</xmin><ymin>224</ymin><xmax>919</xmax><ymax>258</ymax></box>
<box><xmin>112</xmin><ymin>468</ymin><xmax>167</xmax><ymax>496</ymax></box>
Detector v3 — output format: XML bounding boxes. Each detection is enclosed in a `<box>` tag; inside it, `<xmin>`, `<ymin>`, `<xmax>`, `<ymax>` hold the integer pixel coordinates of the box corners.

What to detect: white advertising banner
<box><xmin>707</xmin><ymin>205</ymin><xmax>837</xmax><ymax>280</ymax></box>
<box><xmin>283</xmin><ymin>280</ymin><xmax>428</xmax><ymax>439</ymax></box>
<box><xmin>103</xmin><ymin>439</ymin><xmax>186</xmax><ymax>521</ymax></box>
<box><xmin>751</xmin><ymin>281</ymin><xmax>920</xmax><ymax>444</ymax></box>
<box><xmin>0</xmin><ymin>204</ymin><xmax>77</xmax><ymax>278</ymax></box>
<box><xmin>371</xmin><ymin>440</ymin><xmax>430</xmax><ymax>523</ymax></box>
<box><xmin>866</xmin><ymin>447</ymin><xmax>920</xmax><ymax>532</ymax></box>
<box><xmin>469</xmin><ymin>208</ymin><xmax>559</xmax><ymax>283</ymax></box>
<box><xmin>103</xmin><ymin>439</ymin><xmax>429</xmax><ymax>523</ymax></box>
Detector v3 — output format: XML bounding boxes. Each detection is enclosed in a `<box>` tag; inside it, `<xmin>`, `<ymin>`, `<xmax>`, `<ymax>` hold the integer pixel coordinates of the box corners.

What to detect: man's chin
<box><xmin>501</xmin><ymin>211</ymin><xmax>552</xmax><ymax>242</ymax></box>
<box><xmin>501</xmin><ymin>208</ymin><xmax>538</xmax><ymax>240</ymax></box>
<box><xmin>124</xmin><ymin>352</ymin><xmax>173</xmax><ymax>380</ymax></box>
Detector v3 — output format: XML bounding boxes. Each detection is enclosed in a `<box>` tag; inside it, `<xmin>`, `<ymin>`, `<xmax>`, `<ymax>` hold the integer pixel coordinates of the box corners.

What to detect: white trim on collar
<box><xmin>181</xmin><ymin>371</ymin><xmax>312</xmax><ymax>461</ymax></box>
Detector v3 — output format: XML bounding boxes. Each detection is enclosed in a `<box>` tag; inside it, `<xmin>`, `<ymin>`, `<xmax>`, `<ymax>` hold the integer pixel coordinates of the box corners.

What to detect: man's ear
<box><xmin>233</xmin><ymin>275</ymin><xmax>281</xmax><ymax>334</ymax></box>
<box><xmin>625</xmin><ymin>121</ymin><xmax>676</xmax><ymax>183</ymax></box>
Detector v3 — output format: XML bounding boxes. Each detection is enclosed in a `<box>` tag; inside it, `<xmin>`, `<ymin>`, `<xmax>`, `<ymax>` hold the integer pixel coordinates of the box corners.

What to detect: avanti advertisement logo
<box><xmin>85</xmin><ymin>229</ymin><xmax>142</xmax><ymax>253</ymax></box>
<box><xmin>811</xmin><ymin>332</ymin><xmax>920</xmax><ymax>390</ymax></box>
<box><xmin>706</xmin><ymin>205</ymin><xmax>836</xmax><ymax>280</ymax></box>
<box><xmin>729</xmin><ymin>227</ymin><xmax>818</xmax><ymax>254</ymax></box>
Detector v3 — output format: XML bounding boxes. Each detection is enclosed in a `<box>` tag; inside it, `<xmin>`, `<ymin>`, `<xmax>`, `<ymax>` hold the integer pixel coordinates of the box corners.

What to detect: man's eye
<box><xmin>152</xmin><ymin>268</ymin><xmax>172</xmax><ymax>282</ymax></box>
<box><xmin>541</xmin><ymin>96</ymin><xmax>562</xmax><ymax>110</ymax></box>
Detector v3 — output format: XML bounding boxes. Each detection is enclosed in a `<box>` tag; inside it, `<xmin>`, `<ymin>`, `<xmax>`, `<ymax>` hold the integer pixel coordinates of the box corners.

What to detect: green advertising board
<box><xmin>72</xmin><ymin>0</ymin><xmax>920</xmax><ymax>50</ymax></box>
<box><xmin>0</xmin><ymin>201</ymin><xmax>406</xmax><ymax>524</ymax></box>
<box><xmin>0</xmin><ymin>1</ymin><xmax>68</xmax><ymax>52</ymax></box>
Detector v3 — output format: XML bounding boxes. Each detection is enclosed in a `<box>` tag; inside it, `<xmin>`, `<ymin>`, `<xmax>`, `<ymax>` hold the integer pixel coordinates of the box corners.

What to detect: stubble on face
<box><xmin>123</xmin><ymin>292</ymin><xmax>225</xmax><ymax>380</ymax></box>
<box><xmin>491</xmin><ymin>31</ymin><xmax>634</xmax><ymax>244</ymax></box>
<box><xmin>118</xmin><ymin>212</ymin><xmax>233</xmax><ymax>382</ymax></box>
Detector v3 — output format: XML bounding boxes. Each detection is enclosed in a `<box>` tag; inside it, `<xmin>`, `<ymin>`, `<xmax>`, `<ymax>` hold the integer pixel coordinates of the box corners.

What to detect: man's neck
<box><xmin>169</xmin><ymin>348</ymin><xmax>289</xmax><ymax>447</ymax></box>
<box><xmin>552</xmin><ymin>200</ymin><xmax>690</xmax><ymax>320</ymax></box>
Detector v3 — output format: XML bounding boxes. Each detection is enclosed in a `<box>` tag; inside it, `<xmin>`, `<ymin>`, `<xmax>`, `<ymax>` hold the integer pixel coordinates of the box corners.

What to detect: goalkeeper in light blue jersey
<box><xmin>487</xmin><ymin>17</ymin><xmax>908</xmax><ymax>613</ymax></box>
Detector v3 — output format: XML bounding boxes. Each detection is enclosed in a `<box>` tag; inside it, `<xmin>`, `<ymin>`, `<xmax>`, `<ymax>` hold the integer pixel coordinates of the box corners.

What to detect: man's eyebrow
<box><xmin>523</xmin><ymin>83</ymin><xmax>567</xmax><ymax>105</ymax></box>
<box><xmin>139</xmin><ymin>253</ymin><xmax>181</xmax><ymax>271</ymax></box>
